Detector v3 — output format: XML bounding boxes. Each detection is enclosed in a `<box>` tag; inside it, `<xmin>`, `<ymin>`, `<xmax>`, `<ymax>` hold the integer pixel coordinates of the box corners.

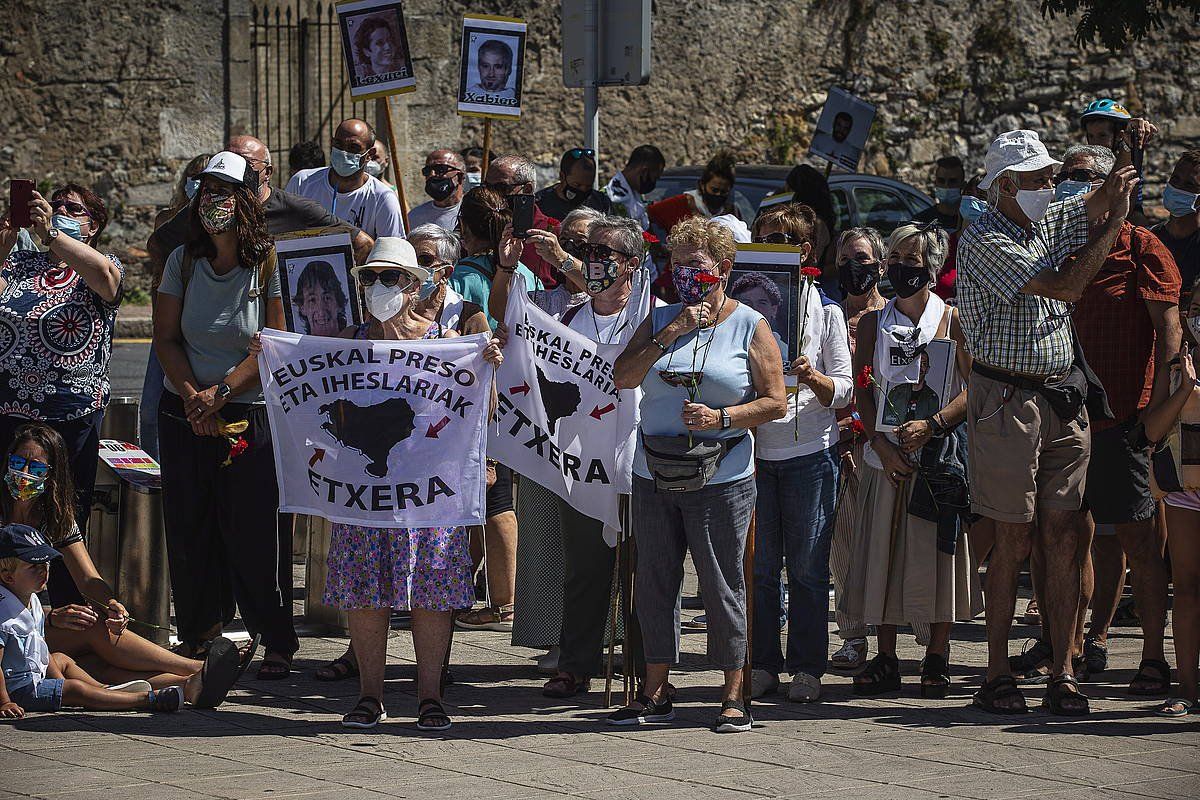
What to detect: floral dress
<box><xmin>322</xmin><ymin>322</ymin><xmax>474</xmax><ymax>612</ymax></box>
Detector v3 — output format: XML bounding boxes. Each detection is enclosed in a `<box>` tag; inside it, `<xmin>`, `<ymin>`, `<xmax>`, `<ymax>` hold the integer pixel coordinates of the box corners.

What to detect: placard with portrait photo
<box><xmin>875</xmin><ymin>338</ymin><xmax>956</xmax><ymax>433</ymax></box>
<box><xmin>275</xmin><ymin>231</ymin><xmax>362</xmax><ymax>338</ymax></box>
<box><xmin>457</xmin><ymin>15</ymin><xmax>527</xmax><ymax>119</ymax></box>
<box><xmin>809</xmin><ymin>87</ymin><xmax>876</xmax><ymax>172</ymax></box>
<box><xmin>732</xmin><ymin>244</ymin><xmax>806</xmax><ymax>387</ymax></box>
<box><xmin>337</xmin><ymin>0</ymin><xmax>415</xmax><ymax>100</ymax></box>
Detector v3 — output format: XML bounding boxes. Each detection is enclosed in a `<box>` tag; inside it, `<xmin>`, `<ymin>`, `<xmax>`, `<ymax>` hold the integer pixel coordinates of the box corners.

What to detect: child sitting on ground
<box><xmin>0</xmin><ymin>523</ymin><xmax>191</xmax><ymax>717</ymax></box>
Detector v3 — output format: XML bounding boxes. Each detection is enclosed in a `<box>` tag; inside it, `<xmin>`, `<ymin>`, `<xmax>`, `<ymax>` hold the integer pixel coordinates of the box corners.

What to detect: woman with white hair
<box><xmin>840</xmin><ymin>222</ymin><xmax>981</xmax><ymax>698</ymax></box>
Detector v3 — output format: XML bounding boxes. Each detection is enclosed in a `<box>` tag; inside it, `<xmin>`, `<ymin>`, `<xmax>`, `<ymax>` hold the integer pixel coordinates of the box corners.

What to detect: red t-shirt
<box><xmin>934</xmin><ymin>230</ymin><xmax>960</xmax><ymax>301</ymax></box>
<box><xmin>1073</xmin><ymin>223</ymin><xmax>1182</xmax><ymax>431</ymax></box>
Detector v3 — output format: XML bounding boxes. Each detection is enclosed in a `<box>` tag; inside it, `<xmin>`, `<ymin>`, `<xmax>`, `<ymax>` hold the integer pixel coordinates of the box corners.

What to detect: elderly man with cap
<box><xmin>956</xmin><ymin>130</ymin><xmax>1138</xmax><ymax>716</ymax></box>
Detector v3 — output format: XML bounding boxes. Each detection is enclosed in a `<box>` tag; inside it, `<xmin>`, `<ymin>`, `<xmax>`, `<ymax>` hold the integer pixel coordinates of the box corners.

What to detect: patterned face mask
<box><xmin>199</xmin><ymin>193</ymin><xmax>237</xmax><ymax>234</ymax></box>
<box><xmin>5</xmin><ymin>468</ymin><xmax>46</xmax><ymax>502</ymax></box>
<box><xmin>671</xmin><ymin>265</ymin><xmax>720</xmax><ymax>305</ymax></box>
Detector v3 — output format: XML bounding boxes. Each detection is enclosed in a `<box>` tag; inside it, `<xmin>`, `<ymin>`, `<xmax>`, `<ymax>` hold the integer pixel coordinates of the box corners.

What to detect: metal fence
<box><xmin>250</xmin><ymin>2</ymin><xmax>372</xmax><ymax>185</ymax></box>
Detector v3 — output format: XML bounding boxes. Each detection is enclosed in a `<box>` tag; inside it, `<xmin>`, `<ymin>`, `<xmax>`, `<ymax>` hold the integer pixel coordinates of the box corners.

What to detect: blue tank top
<box><xmin>633</xmin><ymin>301</ymin><xmax>763</xmax><ymax>484</ymax></box>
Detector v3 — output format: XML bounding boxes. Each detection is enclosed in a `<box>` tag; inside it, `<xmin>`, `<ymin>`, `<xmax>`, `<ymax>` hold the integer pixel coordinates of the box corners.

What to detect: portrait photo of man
<box><xmin>457</xmin><ymin>18</ymin><xmax>526</xmax><ymax>117</ymax></box>
<box><xmin>292</xmin><ymin>260</ymin><xmax>351</xmax><ymax>338</ymax></box>
<box><xmin>469</xmin><ymin>38</ymin><xmax>516</xmax><ymax>100</ymax></box>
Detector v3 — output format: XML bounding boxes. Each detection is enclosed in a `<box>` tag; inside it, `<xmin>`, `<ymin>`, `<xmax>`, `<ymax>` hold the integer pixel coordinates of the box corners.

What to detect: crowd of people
<box><xmin>2</xmin><ymin>96</ymin><xmax>1200</xmax><ymax>735</ymax></box>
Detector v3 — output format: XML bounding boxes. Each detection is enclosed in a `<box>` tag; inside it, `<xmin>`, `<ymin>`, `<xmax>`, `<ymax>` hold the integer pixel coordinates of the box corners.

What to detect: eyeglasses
<box><xmin>50</xmin><ymin>199</ymin><xmax>90</xmax><ymax>217</ymax></box>
<box><xmin>357</xmin><ymin>269</ymin><xmax>413</xmax><ymax>288</ymax></box>
<box><xmin>581</xmin><ymin>243</ymin><xmax>634</xmax><ymax>262</ymax></box>
<box><xmin>658</xmin><ymin>370</ymin><xmax>704</xmax><ymax>389</ymax></box>
<box><xmin>485</xmin><ymin>181</ymin><xmax>524</xmax><ymax>194</ymax></box>
<box><xmin>566</xmin><ymin>148</ymin><xmax>596</xmax><ymax>160</ymax></box>
<box><xmin>755</xmin><ymin>232</ymin><xmax>806</xmax><ymax>246</ymax></box>
<box><xmin>416</xmin><ymin>253</ymin><xmax>451</xmax><ymax>271</ymax></box>
<box><xmin>422</xmin><ymin>164</ymin><xmax>462</xmax><ymax>178</ymax></box>
<box><xmin>1054</xmin><ymin>169</ymin><xmax>1103</xmax><ymax>184</ymax></box>
<box><xmin>8</xmin><ymin>454</ymin><xmax>50</xmax><ymax>479</ymax></box>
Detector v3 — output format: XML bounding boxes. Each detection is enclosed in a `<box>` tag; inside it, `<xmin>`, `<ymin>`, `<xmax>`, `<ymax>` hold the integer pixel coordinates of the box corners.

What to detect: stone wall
<box><xmin>3</xmin><ymin>0</ymin><xmax>1197</xmax><ymax>293</ymax></box>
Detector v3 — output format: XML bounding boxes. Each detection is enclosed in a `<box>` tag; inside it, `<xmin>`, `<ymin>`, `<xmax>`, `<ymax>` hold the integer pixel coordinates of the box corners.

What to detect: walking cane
<box><xmin>620</xmin><ymin>504</ymin><xmax>636</xmax><ymax>706</ymax></box>
<box><xmin>742</xmin><ymin>508</ymin><xmax>756</xmax><ymax>709</ymax></box>
<box><xmin>604</xmin><ymin>522</ymin><xmax>622</xmax><ymax>707</ymax></box>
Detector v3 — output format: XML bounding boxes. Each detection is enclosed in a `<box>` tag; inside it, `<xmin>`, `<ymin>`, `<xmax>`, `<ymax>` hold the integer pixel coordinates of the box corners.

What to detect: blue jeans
<box><xmin>139</xmin><ymin>347</ymin><xmax>165</xmax><ymax>459</ymax></box>
<box><xmin>752</xmin><ymin>446</ymin><xmax>839</xmax><ymax>678</ymax></box>
<box><xmin>7</xmin><ymin>675</ymin><xmax>64</xmax><ymax>711</ymax></box>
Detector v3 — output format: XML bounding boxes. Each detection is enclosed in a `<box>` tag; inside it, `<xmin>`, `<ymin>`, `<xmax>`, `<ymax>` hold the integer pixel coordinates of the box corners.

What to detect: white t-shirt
<box><xmin>408</xmin><ymin>199</ymin><xmax>461</xmax><ymax>232</ymax></box>
<box><xmin>285</xmin><ymin>168</ymin><xmax>405</xmax><ymax>239</ymax></box>
<box><xmin>755</xmin><ymin>304</ymin><xmax>854</xmax><ymax>460</ymax></box>
<box><xmin>0</xmin><ymin>585</ymin><xmax>50</xmax><ymax>686</ymax></box>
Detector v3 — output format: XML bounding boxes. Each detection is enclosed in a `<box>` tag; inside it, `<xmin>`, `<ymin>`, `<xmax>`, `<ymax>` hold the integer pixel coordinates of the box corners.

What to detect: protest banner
<box><xmin>809</xmin><ymin>87</ymin><xmax>876</xmax><ymax>172</ymax></box>
<box><xmin>337</xmin><ymin>0</ymin><xmax>415</xmax><ymax>100</ymax></box>
<box><xmin>488</xmin><ymin>280</ymin><xmax>645</xmax><ymax>530</ymax></box>
<box><xmin>457</xmin><ymin>15</ymin><xmax>527</xmax><ymax>120</ymax></box>
<box><xmin>258</xmin><ymin>329</ymin><xmax>493</xmax><ymax>527</ymax></box>
<box><xmin>275</xmin><ymin>230</ymin><xmax>361</xmax><ymax>337</ymax></box>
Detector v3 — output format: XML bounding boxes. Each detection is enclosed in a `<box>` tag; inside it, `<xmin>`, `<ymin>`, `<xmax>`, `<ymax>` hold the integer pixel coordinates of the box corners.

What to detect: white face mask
<box><xmin>1188</xmin><ymin>315</ymin><xmax>1200</xmax><ymax>342</ymax></box>
<box><xmin>365</xmin><ymin>282</ymin><xmax>407</xmax><ymax>322</ymax></box>
<box><xmin>1015</xmin><ymin>187</ymin><xmax>1055</xmax><ymax>223</ymax></box>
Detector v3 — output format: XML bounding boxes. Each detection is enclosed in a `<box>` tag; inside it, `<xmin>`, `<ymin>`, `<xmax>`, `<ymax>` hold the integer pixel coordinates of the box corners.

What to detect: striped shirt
<box><xmin>956</xmin><ymin>196</ymin><xmax>1090</xmax><ymax>376</ymax></box>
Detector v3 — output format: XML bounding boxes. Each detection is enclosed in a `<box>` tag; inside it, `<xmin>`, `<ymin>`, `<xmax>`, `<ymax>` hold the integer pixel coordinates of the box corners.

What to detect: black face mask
<box><xmin>638</xmin><ymin>173</ymin><xmax>658</xmax><ymax>194</ymax></box>
<box><xmin>701</xmin><ymin>191</ymin><xmax>728</xmax><ymax>211</ymax></box>
<box><xmin>562</xmin><ymin>185</ymin><xmax>586</xmax><ymax>205</ymax></box>
<box><xmin>425</xmin><ymin>177</ymin><xmax>456</xmax><ymax>202</ymax></box>
<box><xmin>838</xmin><ymin>260</ymin><xmax>880</xmax><ymax>296</ymax></box>
<box><xmin>887</xmin><ymin>262</ymin><xmax>930</xmax><ymax>299</ymax></box>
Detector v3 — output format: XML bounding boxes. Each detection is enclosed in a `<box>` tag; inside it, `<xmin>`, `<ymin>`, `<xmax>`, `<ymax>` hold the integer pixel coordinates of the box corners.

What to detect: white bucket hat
<box><xmin>350</xmin><ymin>237</ymin><xmax>429</xmax><ymax>284</ymax></box>
<box><xmin>979</xmin><ymin>130</ymin><xmax>1063</xmax><ymax>190</ymax></box>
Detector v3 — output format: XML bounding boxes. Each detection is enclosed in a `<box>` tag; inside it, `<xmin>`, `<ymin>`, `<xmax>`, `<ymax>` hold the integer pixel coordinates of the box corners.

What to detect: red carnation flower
<box><xmin>856</xmin><ymin>365</ymin><xmax>873</xmax><ymax>389</ymax></box>
<box><xmin>850</xmin><ymin>417</ymin><xmax>866</xmax><ymax>436</ymax></box>
<box><xmin>801</xmin><ymin>266</ymin><xmax>822</xmax><ymax>279</ymax></box>
<box><xmin>642</xmin><ymin>231</ymin><xmax>659</xmax><ymax>244</ymax></box>
<box><xmin>226</xmin><ymin>436</ymin><xmax>248</xmax><ymax>464</ymax></box>
<box><xmin>695</xmin><ymin>271</ymin><xmax>721</xmax><ymax>285</ymax></box>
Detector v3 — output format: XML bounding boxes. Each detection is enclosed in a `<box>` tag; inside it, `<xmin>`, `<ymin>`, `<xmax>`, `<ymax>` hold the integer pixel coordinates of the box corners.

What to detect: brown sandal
<box><xmin>542</xmin><ymin>673</ymin><xmax>590</xmax><ymax>698</ymax></box>
<box><xmin>454</xmin><ymin>604</ymin><xmax>515</xmax><ymax>631</ymax></box>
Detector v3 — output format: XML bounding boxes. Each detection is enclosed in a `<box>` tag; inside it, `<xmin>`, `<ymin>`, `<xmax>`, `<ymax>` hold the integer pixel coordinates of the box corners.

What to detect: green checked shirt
<box><xmin>956</xmin><ymin>196</ymin><xmax>1090</xmax><ymax>377</ymax></box>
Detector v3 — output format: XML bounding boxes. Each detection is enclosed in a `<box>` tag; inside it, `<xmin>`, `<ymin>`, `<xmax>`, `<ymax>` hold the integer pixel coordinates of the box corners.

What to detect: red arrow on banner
<box><xmin>309</xmin><ymin>448</ymin><xmax>325</xmax><ymax>467</ymax></box>
<box><xmin>426</xmin><ymin>416</ymin><xmax>451</xmax><ymax>438</ymax></box>
<box><xmin>590</xmin><ymin>403</ymin><xmax>616</xmax><ymax>420</ymax></box>
<box><xmin>510</xmin><ymin>382</ymin><xmax>530</xmax><ymax>396</ymax></box>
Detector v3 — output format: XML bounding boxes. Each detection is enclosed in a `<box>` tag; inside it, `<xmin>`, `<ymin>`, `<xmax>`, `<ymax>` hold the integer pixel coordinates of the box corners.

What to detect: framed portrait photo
<box><xmin>875</xmin><ymin>338</ymin><xmax>956</xmax><ymax>433</ymax></box>
<box><xmin>337</xmin><ymin>0</ymin><xmax>415</xmax><ymax>100</ymax></box>
<box><xmin>457</xmin><ymin>15</ymin><xmax>527</xmax><ymax>120</ymax></box>
<box><xmin>809</xmin><ymin>87</ymin><xmax>876</xmax><ymax>173</ymax></box>
<box><xmin>275</xmin><ymin>230</ymin><xmax>362</xmax><ymax>337</ymax></box>
<box><xmin>732</xmin><ymin>244</ymin><xmax>808</xmax><ymax>387</ymax></box>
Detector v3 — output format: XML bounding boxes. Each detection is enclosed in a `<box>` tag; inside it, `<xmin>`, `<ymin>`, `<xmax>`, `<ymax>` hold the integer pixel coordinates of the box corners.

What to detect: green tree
<box><xmin>1041</xmin><ymin>0</ymin><xmax>1200</xmax><ymax>50</ymax></box>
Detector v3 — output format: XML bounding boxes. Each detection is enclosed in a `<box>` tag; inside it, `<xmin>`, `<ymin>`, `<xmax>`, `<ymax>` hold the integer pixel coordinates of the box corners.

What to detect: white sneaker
<box><xmin>108</xmin><ymin>680</ymin><xmax>153</xmax><ymax>693</ymax></box>
<box><xmin>788</xmin><ymin>672</ymin><xmax>821</xmax><ymax>703</ymax></box>
<box><xmin>536</xmin><ymin>646</ymin><xmax>560</xmax><ymax>675</ymax></box>
<box><xmin>750</xmin><ymin>669</ymin><xmax>779</xmax><ymax>698</ymax></box>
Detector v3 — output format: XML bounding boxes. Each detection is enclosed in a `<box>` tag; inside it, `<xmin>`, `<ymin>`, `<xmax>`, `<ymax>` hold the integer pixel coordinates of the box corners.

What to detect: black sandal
<box><xmin>1043</xmin><ymin>674</ymin><xmax>1089</xmax><ymax>716</ymax></box>
<box><xmin>1083</xmin><ymin>636</ymin><xmax>1108</xmax><ymax>675</ymax></box>
<box><xmin>315</xmin><ymin>654</ymin><xmax>359</xmax><ymax>682</ymax></box>
<box><xmin>416</xmin><ymin>698</ymin><xmax>452</xmax><ymax>731</ymax></box>
<box><xmin>256</xmin><ymin>652</ymin><xmax>293</xmax><ymax>681</ymax></box>
<box><xmin>542</xmin><ymin>673</ymin><xmax>590</xmax><ymax>699</ymax></box>
<box><xmin>341</xmin><ymin>696</ymin><xmax>386</xmax><ymax>729</ymax></box>
<box><xmin>1008</xmin><ymin>638</ymin><xmax>1052</xmax><ymax>677</ymax></box>
<box><xmin>1128</xmin><ymin>658</ymin><xmax>1172</xmax><ymax>697</ymax></box>
<box><xmin>919</xmin><ymin>652</ymin><xmax>951</xmax><ymax>699</ymax></box>
<box><xmin>714</xmin><ymin>700</ymin><xmax>753</xmax><ymax>733</ymax></box>
<box><xmin>973</xmin><ymin>675</ymin><xmax>1028</xmax><ymax>715</ymax></box>
<box><xmin>853</xmin><ymin>653</ymin><xmax>901</xmax><ymax>696</ymax></box>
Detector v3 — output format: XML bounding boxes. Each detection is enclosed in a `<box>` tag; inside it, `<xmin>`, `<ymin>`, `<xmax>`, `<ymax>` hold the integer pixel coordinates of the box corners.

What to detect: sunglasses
<box><xmin>756</xmin><ymin>232</ymin><xmax>806</xmax><ymax>246</ymax></box>
<box><xmin>567</xmin><ymin>148</ymin><xmax>596</xmax><ymax>160</ymax></box>
<box><xmin>1054</xmin><ymin>169</ymin><xmax>1103</xmax><ymax>184</ymax></box>
<box><xmin>561</xmin><ymin>238</ymin><xmax>587</xmax><ymax>258</ymax></box>
<box><xmin>422</xmin><ymin>164</ymin><xmax>461</xmax><ymax>178</ymax></box>
<box><xmin>8</xmin><ymin>454</ymin><xmax>50</xmax><ymax>478</ymax></box>
<box><xmin>485</xmin><ymin>181</ymin><xmax>524</xmax><ymax>193</ymax></box>
<box><xmin>658</xmin><ymin>370</ymin><xmax>704</xmax><ymax>389</ymax></box>
<box><xmin>50</xmin><ymin>199</ymin><xmax>90</xmax><ymax>217</ymax></box>
<box><xmin>357</xmin><ymin>269</ymin><xmax>413</xmax><ymax>288</ymax></box>
<box><xmin>581</xmin><ymin>243</ymin><xmax>634</xmax><ymax>262</ymax></box>
<box><xmin>416</xmin><ymin>254</ymin><xmax>450</xmax><ymax>271</ymax></box>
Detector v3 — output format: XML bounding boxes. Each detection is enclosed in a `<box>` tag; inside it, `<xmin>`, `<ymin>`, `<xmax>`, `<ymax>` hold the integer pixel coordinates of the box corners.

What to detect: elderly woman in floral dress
<box><xmin>320</xmin><ymin>237</ymin><xmax>502</xmax><ymax>732</ymax></box>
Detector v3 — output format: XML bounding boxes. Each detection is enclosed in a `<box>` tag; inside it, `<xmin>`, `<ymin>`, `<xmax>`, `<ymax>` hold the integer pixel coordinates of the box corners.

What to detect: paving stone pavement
<box><xmin>2</xmin><ymin>566</ymin><xmax>1196</xmax><ymax>800</ymax></box>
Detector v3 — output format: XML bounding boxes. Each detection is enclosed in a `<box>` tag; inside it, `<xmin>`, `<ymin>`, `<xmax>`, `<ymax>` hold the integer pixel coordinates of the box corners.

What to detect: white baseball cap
<box><xmin>351</xmin><ymin>237</ymin><xmax>429</xmax><ymax>284</ymax></box>
<box><xmin>979</xmin><ymin>130</ymin><xmax>1063</xmax><ymax>190</ymax></box>
<box><xmin>199</xmin><ymin>151</ymin><xmax>255</xmax><ymax>187</ymax></box>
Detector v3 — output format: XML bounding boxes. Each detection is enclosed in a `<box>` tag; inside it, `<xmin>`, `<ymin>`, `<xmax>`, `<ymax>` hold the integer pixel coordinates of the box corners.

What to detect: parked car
<box><xmin>643</xmin><ymin>164</ymin><xmax>934</xmax><ymax>236</ymax></box>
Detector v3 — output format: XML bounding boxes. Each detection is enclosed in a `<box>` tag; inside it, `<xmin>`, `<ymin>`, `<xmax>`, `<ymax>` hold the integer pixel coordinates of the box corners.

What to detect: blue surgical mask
<box><xmin>1055</xmin><ymin>180</ymin><xmax>1092</xmax><ymax>201</ymax></box>
<box><xmin>418</xmin><ymin>270</ymin><xmax>444</xmax><ymax>301</ymax></box>
<box><xmin>363</xmin><ymin>160</ymin><xmax>384</xmax><ymax>179</ymax></box>
<box><xmin>465</xmin><ymin>172</ymin><xmax>482</xmax><ymax>188</ymax></box>
<box><xmin>934</xmin><ymin>187</ymin><xmax>961</xmax><ymax>205</ymax></box>
<box><xmin>1164</xmin><ymin>184</ymin><xmax>1200</xmax><ymax>218</ymax></box>
<box><xmin>330</xmin><ymin>147</ymin><xmax>364</xmax><ymax>178</ymax></box>
<box><xmin>51</xmin><ymin>214</ymin><xmax>88</xmax><ymax>243</ymax></box>
<box><xmin>185</xmin><ymin>178</ymin><xmax>201</xmax><ymax>200</ymax></box>
<box><xmin>959</xmin><ymin>195</ymin><xmax>987</xmax><ymax>223</ymax></box>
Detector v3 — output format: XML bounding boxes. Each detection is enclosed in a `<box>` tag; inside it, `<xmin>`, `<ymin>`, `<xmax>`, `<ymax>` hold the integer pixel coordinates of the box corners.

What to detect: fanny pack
<box><xmin>641</xmin><ymin>433</ymin><xmax>746</xmax><ymax>493</ymax></box>
<box><xmin>971</xmin><ymin>362</ymin><xmax>1088</xmax><ymax>423</ymax></box>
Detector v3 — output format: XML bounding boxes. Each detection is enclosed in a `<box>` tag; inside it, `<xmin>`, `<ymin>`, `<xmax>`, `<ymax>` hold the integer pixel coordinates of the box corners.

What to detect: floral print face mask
<box><xmin>671</xmin><ymin>265</ymin><xmax>720</xmax><ymax>305</ymax></box>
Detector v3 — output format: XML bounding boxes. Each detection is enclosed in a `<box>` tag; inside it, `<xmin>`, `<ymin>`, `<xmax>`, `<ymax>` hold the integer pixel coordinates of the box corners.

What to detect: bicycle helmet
<box><xmin>1079</xmin><ymin>98</ymin><xmax>1131</xmax><ymax>129</ymax></box>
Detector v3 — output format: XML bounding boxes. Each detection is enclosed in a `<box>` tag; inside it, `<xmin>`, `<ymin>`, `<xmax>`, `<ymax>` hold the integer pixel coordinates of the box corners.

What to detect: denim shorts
<box><xmin>6</xmin><ymin>676</ymin><xmax>65</xmax><ymax>712</ymax></box>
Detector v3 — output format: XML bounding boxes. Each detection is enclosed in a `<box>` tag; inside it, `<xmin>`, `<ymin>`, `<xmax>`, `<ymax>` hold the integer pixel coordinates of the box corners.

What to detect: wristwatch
<box><xmin>216</xmin><ymin>382</ymin><xmax>232</xmax><ymax>400</ymax></box>
<box><xmin>559</xmin><ymin>253</ymin><xmax>578</xmax><ymax>274</ymax></box>
<box><xmin>43</xmin><ymin>227</ymin><xmax>59</xmax><ymax>246</ymax></box>
<box><xmin>720</xmin><ymin>408</ymin><xmax>732</xmax><ymax>430</ymax></box>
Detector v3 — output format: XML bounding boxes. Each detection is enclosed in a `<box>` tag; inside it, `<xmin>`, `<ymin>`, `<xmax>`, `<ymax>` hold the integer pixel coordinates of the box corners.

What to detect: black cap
<box><xmin>0</xmin><ymin>523</ymin><xmax>61</xmax><ymax>564</ymax></box>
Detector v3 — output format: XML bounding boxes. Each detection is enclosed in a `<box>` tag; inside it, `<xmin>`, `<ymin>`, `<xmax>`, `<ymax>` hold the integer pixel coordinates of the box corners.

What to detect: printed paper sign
<box><xmin>259</xmin><ymin>329</ymin><xmax>493</xmax><ymax>527</ymax></box>
<box><xmin>457</xmin><ymin>15</ymin><xmax>527</xmax><ymax>119</ymax></box>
